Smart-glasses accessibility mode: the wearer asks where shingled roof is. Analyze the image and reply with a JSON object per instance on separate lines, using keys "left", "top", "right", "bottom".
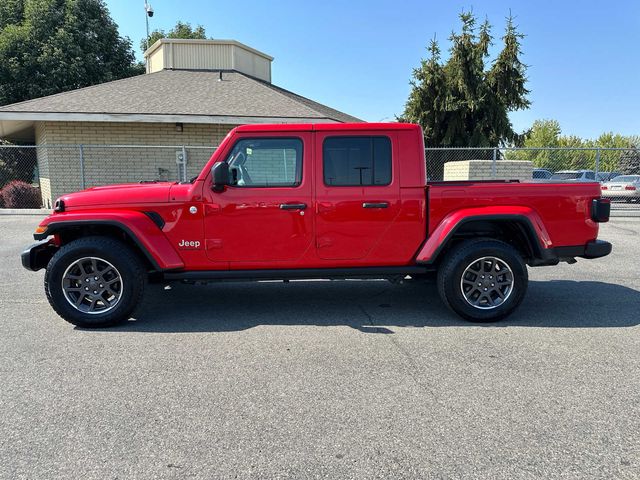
{"left": 0, "top": 69, "right": 361, "bottom": 138}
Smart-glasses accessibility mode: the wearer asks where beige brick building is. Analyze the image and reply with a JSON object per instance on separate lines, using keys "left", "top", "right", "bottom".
{"left": 0, "top": 39, "right": 360, "bottom": 207}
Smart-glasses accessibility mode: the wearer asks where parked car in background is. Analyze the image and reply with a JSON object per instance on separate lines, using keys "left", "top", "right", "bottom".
{"left": 601, "top": 175, "right": 640, "bottom": 202}
{"left": 550, "top": 170, "right": 597, "bottom": 182}
{"left": 597, "top": 172, "right": 621, "bottom": 183}
{"left": 532, "top": 168, "right": 553, "bottom": 179}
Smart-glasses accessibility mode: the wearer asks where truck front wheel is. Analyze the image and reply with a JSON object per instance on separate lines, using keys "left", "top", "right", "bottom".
{"left": 437, "top": 239, "right": 528, "bottom": 322}
{"left": 44, "top": 236, "right": 145, "bottom": 328}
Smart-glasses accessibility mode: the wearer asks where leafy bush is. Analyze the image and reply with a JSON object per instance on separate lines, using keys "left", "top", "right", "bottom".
{"left": 0, "top": 140, "right": 38, "bottom": 190}
{"left": 0, "top": 180, "right": 41, "bottom": 208}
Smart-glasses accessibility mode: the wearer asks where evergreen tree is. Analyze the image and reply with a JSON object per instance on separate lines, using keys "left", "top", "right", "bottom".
{"left": 401, "top": 11, "right": 530, "bottom": 149}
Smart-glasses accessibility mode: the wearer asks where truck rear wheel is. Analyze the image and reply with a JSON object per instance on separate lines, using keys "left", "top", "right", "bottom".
{"left": 44, "top": 236, "right": 145, "bottom": 328}
{"left": 437, "top": 239, "right": 528, "bottom": 322}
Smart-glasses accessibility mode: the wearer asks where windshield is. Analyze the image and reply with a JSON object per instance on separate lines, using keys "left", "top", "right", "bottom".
{"left": 551, "top": 172, "right": 581, "bottom": 180}
{"left": 611, "top": 175, "right": 639, "bottom": 183}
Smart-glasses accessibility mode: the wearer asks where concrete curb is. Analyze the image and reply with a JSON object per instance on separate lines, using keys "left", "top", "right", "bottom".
{"left": 0, "top": 209, "right": 51, "bottom": 215}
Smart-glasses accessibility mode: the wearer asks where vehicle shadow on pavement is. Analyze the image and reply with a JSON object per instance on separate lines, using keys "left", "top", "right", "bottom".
{"left": 93, "top": 278, "right": 640, "bottom": 333}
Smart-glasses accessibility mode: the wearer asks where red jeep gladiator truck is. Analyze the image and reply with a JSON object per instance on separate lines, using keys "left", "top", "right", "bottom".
{"left": 22, "top": 123, "right": 612, "bottom": 328}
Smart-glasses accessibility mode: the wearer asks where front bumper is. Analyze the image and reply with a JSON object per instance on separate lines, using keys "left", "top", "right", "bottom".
{"left": 21, "top": 239, "right": 58, "bottom": 271}
{"left": 602, "top": 191, "right": 639, "bottom": 199}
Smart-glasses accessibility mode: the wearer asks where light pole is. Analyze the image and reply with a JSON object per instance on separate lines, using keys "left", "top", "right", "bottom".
{"left": 144, "top": 0, "right": 154, "bottom": 51}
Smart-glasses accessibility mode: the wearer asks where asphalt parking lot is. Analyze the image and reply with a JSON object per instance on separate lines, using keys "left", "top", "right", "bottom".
{"left": 1, "top": 216, "right": 639, "bottom": 479}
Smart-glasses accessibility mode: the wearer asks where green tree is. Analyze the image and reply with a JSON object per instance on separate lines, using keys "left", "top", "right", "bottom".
{"left": 0, "top": 0, "right": 25, "bottom": 27}
{"left": 522, "top": 119, "right": 561, "bottom": 147}
{"left": 0, "top": 0, "right": 143, "bottom": 107}
{"left": 401, "top": 12, "right": 530, "bottom": 149}
{"left": 507, "top": 119, "right": 561, "bottom": 169}
{"left": 590, "top": 133, "right": 640, "bottom": 174}
{"left": 141, "top": 21, "right": 208, "bottom": 52}
{"left": 509, "top": 119, "right": 640, "bottom": 173}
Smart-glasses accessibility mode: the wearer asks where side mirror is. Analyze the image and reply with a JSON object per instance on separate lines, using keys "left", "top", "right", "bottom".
{"left": 211, "top": 162, "right": 229, "bottom": 192}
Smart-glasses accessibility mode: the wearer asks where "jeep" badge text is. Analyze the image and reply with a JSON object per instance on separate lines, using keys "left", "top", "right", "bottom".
{"left": 178, "top": 239, "right": 201, "bottom": 249}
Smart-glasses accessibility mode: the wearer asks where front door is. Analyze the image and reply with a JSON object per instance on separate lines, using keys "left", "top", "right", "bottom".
{"left": 203, "top": 134, "right": 313, "bottom": 265}
{"left": 314, "top": 133, "right": 400, "bottom": 261}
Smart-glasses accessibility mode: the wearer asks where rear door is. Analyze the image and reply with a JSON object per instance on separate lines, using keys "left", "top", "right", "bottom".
{"left": 314, "top": 132, "right": 400, "bottom": 261}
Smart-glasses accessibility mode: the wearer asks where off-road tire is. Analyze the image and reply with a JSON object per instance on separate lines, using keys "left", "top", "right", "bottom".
{"left": 437, "top": 238, "right": 528, "bottom": 322}
{"left": 45, "top": 236, "right": 145, "bottom": 328}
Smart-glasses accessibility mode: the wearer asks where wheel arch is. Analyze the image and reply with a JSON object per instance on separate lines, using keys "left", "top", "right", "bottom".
{"left": 35, "top": 215, "right": 184, "bottom": 271}
{"left": 417, "top": 211, "right": 552, "bottom": 266}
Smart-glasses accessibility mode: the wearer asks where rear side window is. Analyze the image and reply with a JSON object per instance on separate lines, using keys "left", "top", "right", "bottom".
{"left": 323, "top": 136, "right": 392, "bottom": 186}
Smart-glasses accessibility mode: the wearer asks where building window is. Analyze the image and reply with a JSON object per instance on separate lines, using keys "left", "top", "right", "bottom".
{"left": 226, "top": 138, "right": 303, "bottom": 187}
{"left": 323, "top": 136, "right": 392, "bottom": 186}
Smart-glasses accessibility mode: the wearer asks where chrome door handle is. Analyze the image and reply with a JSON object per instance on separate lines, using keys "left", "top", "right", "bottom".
{"left": 362, "top": 202, "right": 389, "bottom": 209}
{"left": 280, "top": 203, "right": 307, "bottom": 210}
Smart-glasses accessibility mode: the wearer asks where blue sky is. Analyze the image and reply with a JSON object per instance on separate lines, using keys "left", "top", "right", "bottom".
{"left": 105, "top": 0, "right": 640, "bottom": 139}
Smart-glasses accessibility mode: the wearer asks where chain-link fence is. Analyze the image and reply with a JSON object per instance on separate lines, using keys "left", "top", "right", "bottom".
{"left": 0, "top": 145, "right": 40, "bottom": 208}
{"left": 426, "top": 147, "right": 640, "bottom": 210}
{"left": 425, "top": 147, "right": 640, "bottom": 181}
{"left": 0, "top": 144, "right": 217, "bottom": 209}
{"left": 1, "top": 144, "right": 638, "bottom": 210}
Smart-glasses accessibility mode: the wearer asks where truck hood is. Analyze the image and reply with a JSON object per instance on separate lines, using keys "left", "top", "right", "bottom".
{"left": 59, "top": 182, "right": 175, "bottom": 208}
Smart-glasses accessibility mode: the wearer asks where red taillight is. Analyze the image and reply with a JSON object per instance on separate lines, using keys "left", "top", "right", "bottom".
{"left": 625, "top": 185, "right": 637, "bottom": 191}
{"left": 601, "top": 185, "right": 608, "bottom": 190}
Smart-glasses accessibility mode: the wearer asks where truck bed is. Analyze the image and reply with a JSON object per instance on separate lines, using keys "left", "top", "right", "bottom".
{"left": 427, "top": 181, "right": 602, "bottom": 248}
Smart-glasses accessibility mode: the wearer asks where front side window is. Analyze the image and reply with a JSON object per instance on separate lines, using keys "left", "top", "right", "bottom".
{"left": 323, "top": 136, "right": 392, "bottom": 186}
{"left": 226, "top": 138, "right": 303, "bottom": 187}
